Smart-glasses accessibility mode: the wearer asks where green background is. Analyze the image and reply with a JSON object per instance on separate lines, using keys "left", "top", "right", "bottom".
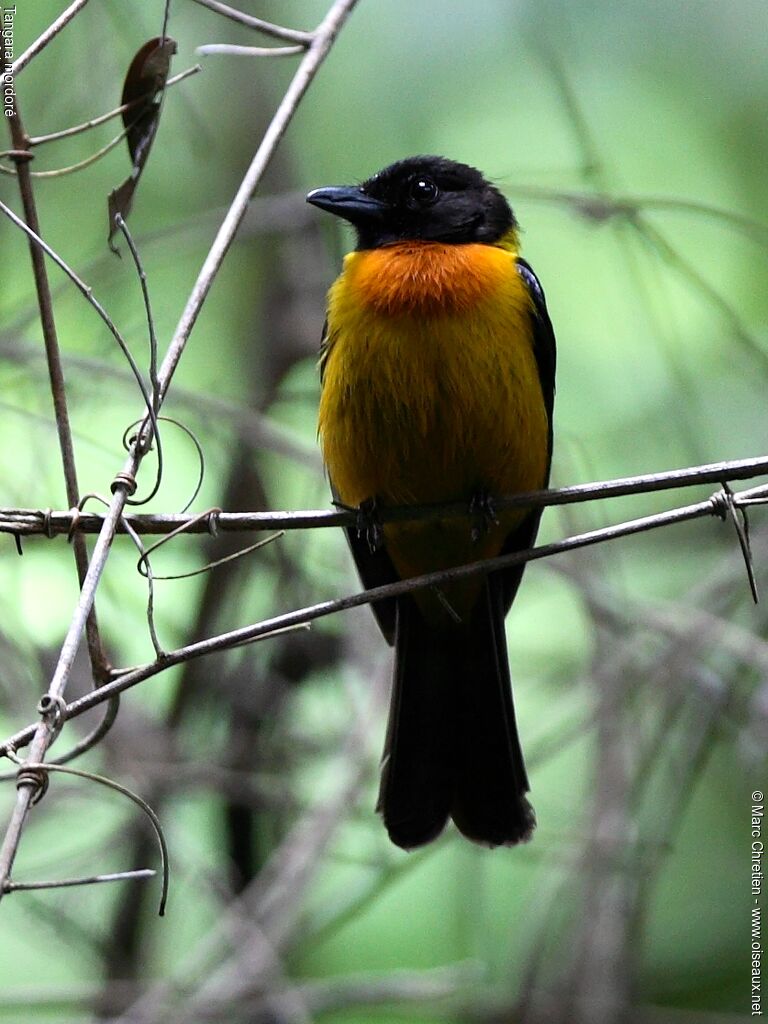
{"left": 0, "top": 0, "right": 766, "bottom": 1020}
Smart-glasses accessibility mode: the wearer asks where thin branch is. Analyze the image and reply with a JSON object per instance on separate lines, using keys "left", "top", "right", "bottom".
{"left": 0, "top": 0, "right": 361, "bottom": 909}
{"left": 2, "top": 453, "right": 767, "bottom": 538}
{"left": 25, "top": 66, "right": 201, "bottom": 147}
{"left": 189, "top": 0, "right": 314, "bottom": 45}
{"left": 113, "top": 216, "right": 160, "bottom": 412}
{"left": 295, "top": 964, "right": 478, "bottom": 1014}
{"left": 636, "top": 214, "right": 767, "bottom": 368}
{"left": 4, "top": 869, "right": 155, "bottom": 893}
{"left": 155, "top": 0, "right": 360, "bottom": 410}
{"left": 0, "top": 199, "right": 159, "bottom": 430}
{"left": 106, "top": 667, "right": 384, "bottom": 1024}
{"left": 11, "top": 0, "right": 91, "bottom": 77}
{"left": 197, "top": 44, "right": 305, "bottom": 57}
{"left": 1, "top": 478, "right": 759, "bottom": 758}
{"left": 511, "top": 184, "right": 768, "bottom": 247}
{"left": 0, "top": 124, "right": 130, "bottom": 178}
{"left": 1, "top": 757, "right": 169, "bottom": 914}
{"left": 5, "top": 102, "right": 109, "bottom": 681}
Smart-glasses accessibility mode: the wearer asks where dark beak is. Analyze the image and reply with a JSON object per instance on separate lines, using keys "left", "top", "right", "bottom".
{"left": 306, "top": 185, "right": 388, "bottom": 225}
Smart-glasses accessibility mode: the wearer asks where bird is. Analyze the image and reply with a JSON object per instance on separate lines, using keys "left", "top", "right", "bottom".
{"left": 306, "top": 156, "right": 556, "bottom": 850}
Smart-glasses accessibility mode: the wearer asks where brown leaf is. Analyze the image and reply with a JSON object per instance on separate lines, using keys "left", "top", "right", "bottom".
{"left": 108, "top": 36, "right": 177, "bottom": 251}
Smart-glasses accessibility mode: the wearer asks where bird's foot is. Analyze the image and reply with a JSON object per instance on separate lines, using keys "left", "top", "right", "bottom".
{"left": 332, "top": 496, "right": 384, "bottom": 552}
{"left": 334, "top": 496, "right": 385, "bottom": 553}
{"left": 469, "top": 489, "right": 499, "bottom": 543}
{"left": 356, "top": 497, "right": 385, "bottom": 552}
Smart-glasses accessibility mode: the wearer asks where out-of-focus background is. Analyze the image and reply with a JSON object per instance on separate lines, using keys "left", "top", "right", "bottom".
{"left": 0, "top": 1, "right": 766, "bottom": 1021}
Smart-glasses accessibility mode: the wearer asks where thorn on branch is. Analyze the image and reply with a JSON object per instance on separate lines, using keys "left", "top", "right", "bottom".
{"left": 711, "top": 483, "right": 760, "bottom": 604}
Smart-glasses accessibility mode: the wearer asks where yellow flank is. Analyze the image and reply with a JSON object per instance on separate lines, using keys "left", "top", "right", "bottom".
{"left": 318, "top": 237, "right": 549, "bottom": 624}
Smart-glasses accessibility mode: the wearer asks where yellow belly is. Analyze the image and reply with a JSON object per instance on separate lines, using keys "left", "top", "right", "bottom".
{"left": 318, "top": 242, "right": 549, "bottom": 622}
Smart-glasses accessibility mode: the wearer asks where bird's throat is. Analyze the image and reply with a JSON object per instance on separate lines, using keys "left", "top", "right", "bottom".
{"left": 343, "top": 237, "right": 520, "bottom": 316}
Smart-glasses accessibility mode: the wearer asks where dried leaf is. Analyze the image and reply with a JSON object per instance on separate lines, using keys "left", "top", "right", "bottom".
{"left": 108, "top": 36, "right": 177, "bottom": 251}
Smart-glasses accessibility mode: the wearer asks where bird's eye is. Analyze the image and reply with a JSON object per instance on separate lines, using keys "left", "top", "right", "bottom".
{"left": 409, "top": 176, "right": 439, "bottom": 205}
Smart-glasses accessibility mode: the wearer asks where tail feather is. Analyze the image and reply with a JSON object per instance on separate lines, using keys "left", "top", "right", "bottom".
{"left": 377, "top": 597, "right": 456, "bottom": 848}
{"left": 377, "top": 583, "right": 534, "bottom": 850}
{"left": 450, "top": 583, "right": 535, "bottom": 845}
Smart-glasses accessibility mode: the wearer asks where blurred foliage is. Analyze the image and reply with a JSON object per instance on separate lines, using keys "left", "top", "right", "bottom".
{"left": 0, "top": 0, "right": 766, "bottom": 1022}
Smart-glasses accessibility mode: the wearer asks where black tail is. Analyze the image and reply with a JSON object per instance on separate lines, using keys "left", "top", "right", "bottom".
{"left": 377, "top": 582, "right": 535, "bottom": 850}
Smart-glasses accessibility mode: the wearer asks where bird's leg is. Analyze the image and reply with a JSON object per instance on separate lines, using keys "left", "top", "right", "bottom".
{"left": 356, "top": 497, "right": 384, "bottom": 552}
{"left": 333, "top": 496, "right": 384, "bottom": 553}
{"left": 469, "top": 488, "right": 499, "bottom": 543}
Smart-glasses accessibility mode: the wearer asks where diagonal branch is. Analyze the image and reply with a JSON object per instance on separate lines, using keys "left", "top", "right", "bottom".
{"left": 0, "top": 0, "right": 361, "bottom": 909}
{"left": 11, "top": 0, "right": 91, "bottom": 77}
{"left": 1, "top": 477, "right": 761, "bottom": 759}
{"left": 21, "top": 66, "right": 201, "bottom": 148}
{"left": 189, "top": 0, "right": 314, "bottom": 45}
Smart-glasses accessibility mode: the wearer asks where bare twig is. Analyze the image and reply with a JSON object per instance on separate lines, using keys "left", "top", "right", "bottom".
{"left": 1, "top": 478, "right": 762, "bottom": 761}
{"left": 1, "top": 756, "right": 169, "bottom": 914}
{"left": 4, "top": 869, "right": 155, "bottom": 893}
{"left": 0, "top": 199, "right": 160, "bottom": 430}
{"left": 24, "top": 66, "right": 201, "bottom": 147}
{"left": 196, "top": 44, "right": 306, "bottom": 57}
{"left": 105, "top": 663, "right": 384, "bottom": 1024}
{"left": 113, "top": 216, "right": 159, "bottom": 412}
{"left": 511, "top": 184, "right": 768, "bottom": 246}
{"left": 5, "top": 102, "right": 109, "bottom": 680}
{"left": 11, "top": 0, "right": 91, "bottom": 77}
{"left": 2, "top": 453, "right": 766, "bottom": 539}
{"left": 189, "top": 0, "right": 314, "bottom": 45}
{"left": 0, "top": 124, "right": 130, "bottom": 178}
{"left": 0, "top": 0, "right": 361, "bottom": 910}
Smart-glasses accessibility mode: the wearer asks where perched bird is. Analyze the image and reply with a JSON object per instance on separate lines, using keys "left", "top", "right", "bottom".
{"left": 307, "top": 156, "right": 556, "bottom": 850}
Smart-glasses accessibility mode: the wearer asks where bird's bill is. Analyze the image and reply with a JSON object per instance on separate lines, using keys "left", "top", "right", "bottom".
{"left": 306, "top": 185, "right": 388, "bottom": 225}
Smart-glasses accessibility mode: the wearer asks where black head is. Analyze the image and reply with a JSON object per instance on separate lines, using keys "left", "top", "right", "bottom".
{"left": 306, "top": 156, "right": 516, "bottom": 250}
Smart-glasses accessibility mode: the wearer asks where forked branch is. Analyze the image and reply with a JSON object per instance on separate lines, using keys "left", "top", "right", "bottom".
{"left": 0, "top": 0, "right": 361, "bottom": 908}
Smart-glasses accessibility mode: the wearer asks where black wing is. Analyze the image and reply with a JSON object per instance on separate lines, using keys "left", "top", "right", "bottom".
{"left": 496, "top": 259, "right": 557, "bottom": 612}
{"left": 516, "top": 258, "right": 556, "bottom": 434}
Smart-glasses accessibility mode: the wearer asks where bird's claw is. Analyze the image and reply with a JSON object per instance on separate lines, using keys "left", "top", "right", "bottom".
{"left": 470, "top": 490, "right": 498, "bottom": 543}
{"left": 356, "top": 497, "right": 384, "bottom": 553}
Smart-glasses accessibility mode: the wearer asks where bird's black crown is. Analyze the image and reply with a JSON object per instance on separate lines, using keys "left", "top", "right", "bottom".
{"left": 307, "top": 156, "right": 516, "bottom": 250}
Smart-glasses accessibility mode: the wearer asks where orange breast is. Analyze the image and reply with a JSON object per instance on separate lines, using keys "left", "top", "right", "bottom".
{"left": 346, "top": 241, "right": 517, "bottom": 316}
{"left": 318, "top": 240, "right": 549, "bottom": 624}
